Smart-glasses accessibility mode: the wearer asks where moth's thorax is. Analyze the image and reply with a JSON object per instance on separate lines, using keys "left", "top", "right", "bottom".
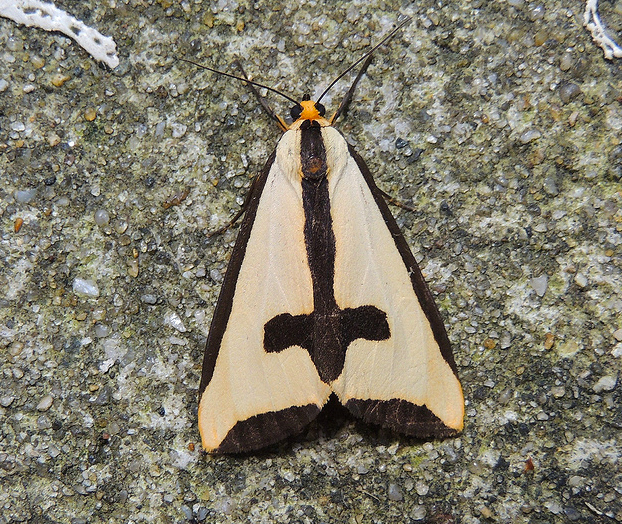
{"left": 276, "top": 123, "right": 349, "bottom": 187}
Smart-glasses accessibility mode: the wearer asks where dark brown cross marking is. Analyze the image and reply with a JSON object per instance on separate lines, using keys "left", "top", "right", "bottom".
{"left": 264, "top": 121, "right": 390, "bottom": 383}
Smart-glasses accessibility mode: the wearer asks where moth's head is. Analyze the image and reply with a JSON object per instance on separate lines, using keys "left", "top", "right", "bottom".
{"left": 290, "top": 94, "right": 326, "bottom": 123}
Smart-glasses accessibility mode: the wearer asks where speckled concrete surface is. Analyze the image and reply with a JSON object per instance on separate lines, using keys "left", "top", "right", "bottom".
{"left": 1, "top": 1, "right": 621, "bottom": 523}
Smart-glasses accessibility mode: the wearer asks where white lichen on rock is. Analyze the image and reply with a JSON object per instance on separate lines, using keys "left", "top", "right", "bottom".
{"left": 584, "top": 0, "right": 622, "bottom": 60}
{"left": 0, "top": 0, "right": 119, "bottom": 68}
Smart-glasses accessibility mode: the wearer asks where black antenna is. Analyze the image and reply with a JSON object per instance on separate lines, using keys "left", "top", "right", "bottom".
{"left": 316, "top": 16, "right": 412, "bottom": 104}
{"left": 180, "top": 58, "right": 299, "bottom": 106}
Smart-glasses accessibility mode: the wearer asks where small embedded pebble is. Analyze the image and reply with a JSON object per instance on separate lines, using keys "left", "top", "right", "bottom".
{"left": 141, "top": 294, "right": 157, "bottom": 304}
{"left": 37, "top": 415, "right": 52, "bottom": 429}
{"left": 551, "top": 386, "right": 565, "bottom": 398}
{"left": 483, "top": 338, "right": 496, "bottom": 350}
{"left": 94, "top": 209, "right": 110, "bottom": 226}
{"left": 0, "top": 79, "right": 8, "bottom": 92}
{"left": 426, "top": 447, "right": 439, "bottom": 460}
{"left": 73, "top": 278, "right": 100, "bottom": 298}
{"left": 543, "top": 176, "right": 559, "bottom": 196}
{"left": 500, "top": 333, "right": 512, "bottom": 349}
{"left": 171, "top": 122, "right": 187, "bottom": 138}
{"left": 10, "top": 121, "right": 26, "bottom": 132}
{"left": 544, "top": 332, "right": 555, "bottom": 350}
{"left": 559, "top": 53, "right": 573, "bottom": 71}
{"left": 94, "top": 323, "right": 111, "bottom": 338}
{"left": 532, "top": 3, "right": 546, "bottom": 18}
{"left": 559, "top": 83, "right": 581, "bottom": 104}
{"left": 164, "top": 311, "right": 187, "bottom": 332}
{"left": 564, "top": 506, "right": 581, "bottom": 521}
{"left": 521, "top": 505, "right": 534, "bottom": 514}
{"left": 180, "top": 505, "right": 193, "bottom": 520}
{"left": 574, "top": 273, "right": 588, "bottom": 288}
{"left": 37, "top": 394, "right": 54, "bottom": 411}
{"left": 499, "top": 388, "right": 513, "bottom": 403}
{"left": 85, "top": 107, "right": 97, "bottom": 121}
{"left": 127, "top": 259, "right": 139, "bottom": 278}
{"left": 415, "top": 480, "right": 429, "bottom": 496}
{"left": 114, "top": 219, "right": 128, "bottom": 234}
{"left": 1, "top": 396, "right": 15, "bottom": 407}
{"left": 593, "top": 374, "right": 617, "bottom": 393}
{"left": 533, "top": 222, "right": 548, "bottom": 233}
{"left": 568, "top": 476, "right": 584, "bottom": 487}
{"left": 558, "top": 340, "right": 580, "bottom": 357}
{"left": 387, "top": 483, "right": 403, "bottom": 501}
{"left": 519, "top": 128, "right": 541, "bottom": 144}
{"left": 468, "top": 460, "right": 486, "bottom": 475}
{"left": 411, "top": 505, "right": 426, "bottom": 520}
{"left": 31, "top": 55, "right": 45, "bottom": 68}
{"left": 213, "top": 497, "right": 236, "bottom": 514}
{"left": 14, "top": 189, "right": 37, "bottom": 203}
{"left": 530, "top": 275, "right": 548, "bottom": 297}
{"left": 47, "top": 133, "right": 61, "bottom": 147}
{"left": 51, "top": 73, "right": 71, "bottom": 87}
{"left": 534, "top": 29, "right": 547, "bottom": 46}
{"left": 281, "top": 470, "right": 296, "bottom": 482}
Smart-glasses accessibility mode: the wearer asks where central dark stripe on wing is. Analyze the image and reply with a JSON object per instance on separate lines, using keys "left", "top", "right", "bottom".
{"left": 264, "top": 120, "right": 390, "bottom": 383}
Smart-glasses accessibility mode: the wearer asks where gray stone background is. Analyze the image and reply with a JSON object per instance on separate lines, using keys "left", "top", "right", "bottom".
{"left": 1, "top": 0, "right": 621, "bottom": 523}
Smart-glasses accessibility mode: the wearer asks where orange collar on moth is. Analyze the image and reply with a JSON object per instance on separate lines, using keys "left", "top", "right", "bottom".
{"left": 289, "top": 99, "right": 331, "bottom": 129}
{"left": 300, "top": 100, "right": 322, "bottom": 120}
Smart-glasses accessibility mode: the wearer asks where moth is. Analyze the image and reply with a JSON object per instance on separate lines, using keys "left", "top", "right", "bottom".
{"left": 189, "top": 18, "right": 464, "bottom": 453}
